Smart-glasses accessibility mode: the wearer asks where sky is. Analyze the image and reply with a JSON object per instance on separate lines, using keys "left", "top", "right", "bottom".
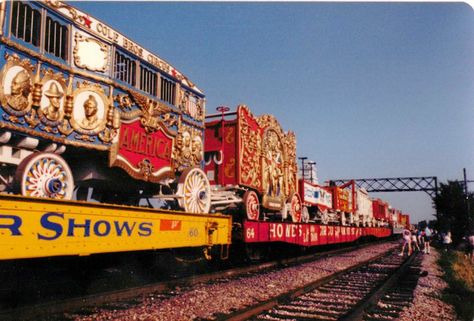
{"left": 72, "top": 1, "right": 474, "bottom": 224}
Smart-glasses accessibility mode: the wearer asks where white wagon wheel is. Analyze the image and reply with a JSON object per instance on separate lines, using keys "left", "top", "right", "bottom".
{"left": 177, "top": 167, "right": 211, "bottom": 213}
{"left": 243, "top": 190, "right": 260, "bottom": 221}
{"left": 288, "top": 193, "right": 302, "bottom": 223}
{"left": 320, "top": 209, "right": 329, "bottom": 225}
{"left": 301, "top": 206, "right": 310, "bottom": 223}
{"left": 15, "top": 152, "right": 74, "bottom": 200}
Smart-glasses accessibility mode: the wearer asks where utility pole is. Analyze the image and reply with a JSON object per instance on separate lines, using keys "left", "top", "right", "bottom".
{"left": 464, "top": 168, "right": 472, "bottom": 233}
{"left": 308, "top": 161, "right": 316, "bottom": 184}
{"left": 299, "top": 157, "right": 307, "bottom": 181}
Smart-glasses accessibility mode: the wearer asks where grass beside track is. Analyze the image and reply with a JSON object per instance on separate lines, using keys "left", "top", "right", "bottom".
{"left": 438, "top": 250, "right": 474, "bottom": 321}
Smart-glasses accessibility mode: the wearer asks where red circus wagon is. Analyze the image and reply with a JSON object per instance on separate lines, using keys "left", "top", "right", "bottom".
{"left": 389, "top": 207, "right": 402, "bottom": 228}
{"left": 355, "top": 188, "right": 373, "bottom": 227}
{"left": 399, "top": 213, "right": 410, "bottom": 229}
{"left": 299, "top": 179, "right": 333, "bottom": 224}
{"left": 204, "top": 105, "right": 302, "bottom": 222}
{"left": 326, "top": 181, "right": 356, "bottom": 226}
{"left": 372, "top": 198, "right": 390, "bottom": 226}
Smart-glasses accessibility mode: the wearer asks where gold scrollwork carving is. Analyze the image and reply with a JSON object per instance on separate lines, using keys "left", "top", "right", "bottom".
{"left": 45, "top": 0, "right": 91, "bottom": 27}
{"left": 237, "top": 104, "right": 298, "bottom": 200}
{"left": 25, "top": 109, "right": 40, "bottom": 128}
{"left": 225, "top": 126, "right": 235, "bottom": 144}
{"left": 224, "top": 158, "right": 236, "bottom": 178}
{"left": 129, "top": 91, "right": 177, "bottom": 134}
{"left": 114, "top": 94, "right": 133, "bottom": 112}
{"left": 75, "top": 134, "right": 95, "bottom": 142}
{"left": 177, "top": 87, "right": 204, "bottom": 122}
{"left": 172, "top": 121, "right": 203, "bottom": 171}
{"left": 138, "top": 159, "right": 154, "bottom": 180}
{"left": 98, "top": 128, "right": 114, "bottom": 144}
{"left": 262, "top": 129, "right": 285, "bottom": 198}
{"left": 238, "top": 107, "right": 262, "bottom": 189}
{"left": 284, "top": 131, "right": 297, "bottom": 195}
{"left": 116, "top": 91, "right": 178, "bottom": 136}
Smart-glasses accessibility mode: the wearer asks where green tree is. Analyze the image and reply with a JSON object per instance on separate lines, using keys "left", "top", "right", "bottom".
{"left": 433, "top": 180, "right": 474, "bottom": 244}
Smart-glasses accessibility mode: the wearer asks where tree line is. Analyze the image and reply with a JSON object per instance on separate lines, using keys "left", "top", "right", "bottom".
{"left": 431, "top": 180, "right": 474, "bottom": 244}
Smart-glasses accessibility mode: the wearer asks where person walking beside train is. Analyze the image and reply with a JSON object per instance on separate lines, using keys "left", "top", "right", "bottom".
{"left": 417, "top": 229, "right": 424, "bottom": 250}
{"left": 443, "top": 231, "right": 452, "bottom": 252}
{"left": 423, "top": 226, "right": 432, "bottom": 254}
{"left": 400, "top": 228, "right": 412, "bottom": 256}
{"left": 411, "top": 229, "right": 420, "bottom": 252}
{"left": 468, "top": 233, "right": 474, "bottom": 263}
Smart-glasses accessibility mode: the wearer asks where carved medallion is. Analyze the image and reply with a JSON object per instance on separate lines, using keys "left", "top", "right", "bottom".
{"left": 0, "top": 53, "right": 34, "bottom": 118}
{"left": 172, "top": 123, "right": 203, "bottom": 172}
{"left": 70, "top": 81, "right": 109, "bottom": 135}
{"left": 38, "top": 70, "right": 67, "bottom": 127}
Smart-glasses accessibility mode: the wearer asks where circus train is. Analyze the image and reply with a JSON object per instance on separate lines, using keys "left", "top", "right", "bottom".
{"left": 0, "top": 1, "right": 407, "bottom": 261}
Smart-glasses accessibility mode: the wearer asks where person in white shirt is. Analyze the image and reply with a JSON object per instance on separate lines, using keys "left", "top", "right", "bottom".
{"left": 400, "top": 229, "right": 412, "bottom": 256}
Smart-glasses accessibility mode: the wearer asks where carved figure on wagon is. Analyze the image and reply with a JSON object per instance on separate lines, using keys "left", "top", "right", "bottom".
{"left": 42, "top": 82, "right": 64, "bottom": 121}
{"left": 6, "top": 69, "right": 30, "bottom": 111}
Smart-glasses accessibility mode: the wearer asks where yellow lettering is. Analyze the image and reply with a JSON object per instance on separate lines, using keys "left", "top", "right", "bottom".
{"left": 146, "top": 135, "right": 154, "bottom": 156}
{"left": 122, "top": 38, "right": 143, "bottom": 58}
{"left": 138, "top": 133, "right": 147, "bottom": 154}
{"left": 119, "top": 127, "right": 129, "bottom": 149}
{"left": 130, "top": 131, "right": 140, "bottom": 151}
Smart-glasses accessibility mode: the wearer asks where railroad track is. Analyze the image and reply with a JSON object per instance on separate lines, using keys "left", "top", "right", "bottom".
{"left": 217, "top": 250, "right": 421, "bottom": 321}
{"left": 0, "top": 241, "right": 391, "bottom": 321}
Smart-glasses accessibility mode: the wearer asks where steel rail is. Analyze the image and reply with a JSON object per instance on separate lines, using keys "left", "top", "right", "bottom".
{"left": 339, "top": 252, "right": 417, "bottom": 321}
{"left": 0, "top": 240, "right": 392, "bottom": 321}
{"left": 216, "top": 248, "right": 413, "bottom": 321}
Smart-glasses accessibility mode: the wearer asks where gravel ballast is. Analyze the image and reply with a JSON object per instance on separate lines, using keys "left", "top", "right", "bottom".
{"left": 72, "top": 242, "right": 398, "bottom": 321}
{"left": 396, "top": 249, "right": 459, "bottom": 321}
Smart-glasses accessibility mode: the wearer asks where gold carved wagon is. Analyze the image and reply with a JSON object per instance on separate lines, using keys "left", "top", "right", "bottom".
{"left": 205, "top": 105, "right": 302, "bottom": 222}
{"left": 0, "top": 1, "right": 211, "bottom": 213}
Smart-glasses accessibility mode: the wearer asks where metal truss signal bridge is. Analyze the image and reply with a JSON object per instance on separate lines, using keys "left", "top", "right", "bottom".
{"left": 330, "top": 177, "right": 438, "bottom": 198}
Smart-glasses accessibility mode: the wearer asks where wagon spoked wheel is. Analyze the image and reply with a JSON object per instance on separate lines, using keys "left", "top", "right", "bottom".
{"left": 177, "top": 167, "right": 211, "bottom": 213}
{"left": 320, "top": 209, "right": 329, "bottom": 225}
{"left": 243, "top": 190, "right": 260, "bottom": 221}
{"left": 301, "top": 206, "right": 310, "bottom": 223}
{"left": 288, "top": 193, "right": 302, "bottom": 223}
{"left": 15, "top": 152, "right": 74, "bottom": 200}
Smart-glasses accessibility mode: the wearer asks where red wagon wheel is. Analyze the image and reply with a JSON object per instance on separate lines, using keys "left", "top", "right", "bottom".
{"left": 243, "top": 190, "right": 260, "bottom": 221}
{"left": 288, "top": 193, "right": 302, "bottom": 223}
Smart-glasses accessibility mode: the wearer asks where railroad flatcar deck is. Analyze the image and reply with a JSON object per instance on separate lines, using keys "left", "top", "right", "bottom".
{"left": 243, "top": 220, "right": 391, "bottom": 246}
{"left": 0, "top": 194, "right": 231, "bottom": 260}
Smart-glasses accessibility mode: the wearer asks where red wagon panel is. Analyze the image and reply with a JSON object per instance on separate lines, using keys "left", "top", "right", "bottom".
{"left": 243, "top": 221, "right": 390, "bottom": 247}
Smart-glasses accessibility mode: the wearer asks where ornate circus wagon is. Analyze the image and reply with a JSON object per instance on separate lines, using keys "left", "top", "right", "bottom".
{"left": 0, "top": 1, "right": 211, "bottom": 213}
{"left": 205, "top": 105, "right": 302, "bottom": 222}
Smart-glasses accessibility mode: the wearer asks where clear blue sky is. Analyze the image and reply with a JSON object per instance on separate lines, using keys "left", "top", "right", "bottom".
{"left": 73, "top": 2, "right": 474, "bottom": 224}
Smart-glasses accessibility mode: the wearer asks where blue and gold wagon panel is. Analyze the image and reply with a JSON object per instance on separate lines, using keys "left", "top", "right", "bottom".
{"left": 0, "top": 194, "right": 231, "bottom": 260}
{"left": 0, "top": 0, "right": 206, "bottom": 181}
